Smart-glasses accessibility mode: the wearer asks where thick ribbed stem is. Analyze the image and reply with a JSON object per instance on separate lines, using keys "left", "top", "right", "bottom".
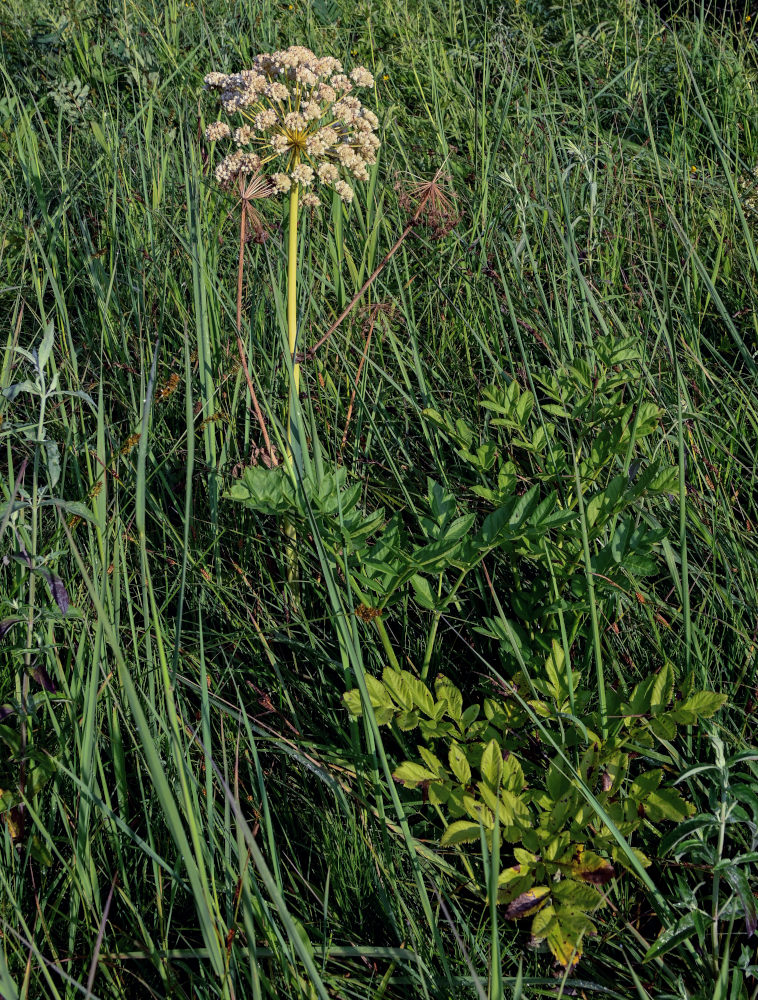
{"left": 284, "top": 184, "right": 300, "bottom": 596}
{"left": 286, "top": 183, "right": 300, "bottom": 448}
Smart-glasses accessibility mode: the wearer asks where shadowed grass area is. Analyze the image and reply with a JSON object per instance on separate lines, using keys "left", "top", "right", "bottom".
{"left": 0, "top": 0, "right": 757, "bottom": 996}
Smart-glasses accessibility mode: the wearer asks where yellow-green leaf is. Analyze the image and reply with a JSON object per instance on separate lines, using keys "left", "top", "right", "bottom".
{"left": 504, "top": 886, "right": 551, "bottom": 920}
{"left": 569, "top": 847, "right": 615, "bottom": 886}
{"left": 343, "top": 688, "right": 363, "bottom": 718}
{"left": 551, "top": 879, "right": 605, "bottom": 910}
{"left": 440, "top": 820, "right": 482, "bottom": 846}
{"left": 678, "top": 691, "right": 727, "bottom": 719}
{"left": 393, "top": 761, "right": 436, "bottom": 786}
{"left": 480, "top": 738, "right": 503, "bottom": 788}
{"left": 448, "top": 743, "right": 471, "bottom": 785}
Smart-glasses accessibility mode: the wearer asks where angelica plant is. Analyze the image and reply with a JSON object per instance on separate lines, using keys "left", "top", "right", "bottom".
{"left": 204, "top": 46, "right": 380, "bottom": 459}
{"left": 204, "top": 47, "right": 380, "bottom": 599}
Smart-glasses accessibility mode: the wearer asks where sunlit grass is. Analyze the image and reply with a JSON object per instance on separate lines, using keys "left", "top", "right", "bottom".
{"left": 0, "top": 0, "right": 757, "bottom": 996}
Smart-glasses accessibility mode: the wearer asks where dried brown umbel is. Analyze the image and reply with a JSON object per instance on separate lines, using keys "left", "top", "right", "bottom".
{"left": 301, "top": 168, "right": 457, "bottom": 364}
{"left": 395, "top": 170, "right": 460, "bottom": 239}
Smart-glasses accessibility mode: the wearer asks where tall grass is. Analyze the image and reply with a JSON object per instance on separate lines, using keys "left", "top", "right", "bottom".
{"left": 1, "top": 0, "right": 757, "bottom": 996}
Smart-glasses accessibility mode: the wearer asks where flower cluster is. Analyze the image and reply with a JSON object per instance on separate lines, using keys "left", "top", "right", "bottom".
{"left": 204, "top": 46, "right": 380, "bottom": 207}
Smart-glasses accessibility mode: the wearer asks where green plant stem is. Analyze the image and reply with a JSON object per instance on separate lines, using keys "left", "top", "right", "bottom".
{"left": 286, "top": 182, "right": 300, "bottom": 451}
{"left": 420, "top": 615, "right": 441, "bottom": 682}
{"left": 420, "top": 568, "right": 468, "bottom": 680}
{"left": 284, "top": 183, "right": 300, "bottom": 593}
{"left": 374, "top": 617, "right": 401, "bottom": 671}
{"left": 573, "top": 454, "right": 608, "bottom": 739}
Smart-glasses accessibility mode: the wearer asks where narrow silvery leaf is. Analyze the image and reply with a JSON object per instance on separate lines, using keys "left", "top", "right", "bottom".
{"left": 38, "top": 322, "right": 55, "bottom": 370}
{"left": 44, "top": 440, "right": 60, "bottom": 489}
{"left": 3, "top": 380, "right": 39, "bottom": 401}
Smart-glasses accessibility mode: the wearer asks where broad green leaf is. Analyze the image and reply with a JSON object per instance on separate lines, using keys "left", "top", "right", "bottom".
{"left": 649, "top": 465, "right": 679, "bottom": 494}
{"left": 499, "top": 787, "right": 532, "bottom": 827}
{"left": 435, "top": 676, "right": 463, "bottom": 722}
{"left": 502, "top": 754, "right": 526, "bottom": 794}
{"left": 342, "top": 690, "right": 365, "bottom": 722}
{"left": 442, "top": 513, "right": 476, "bottom": 542}
{"left": 366, "top": 673, "right": 394, "bottom": 710}
{"left": 418, "top": 746, "right": 447, "bottom": 779}
{"left": 630, "top": 770, "right": 663, "bottom": 799}
{"left": 644, "top": 911, "right": 700, "bottom": 962}
{"left": 396, "top": 710, "right": 420, "bottom": 731}
{"left": 544, "top": 640, "right": 567, "bottom": 704}
{"left": 448, "top": 743, "right": 471, "bottom": 785}
{"left": 677, "top": 691, "right": 727, "bottom": 719}
{"left": 650, "top": 662, "right": 674, "bottom": 712}
{"left": 461, "top": 704, "right": 481, "bottom": 731}
{"left": 643, "top": 787, "right": 695, "bottom": 823}
{"left": 531, "top": 904, "right": 591, "bottom": 968}
{"left": 382, "top": 668, "right": 412, "bottom": 710}
{"left": 552, "top": 879, "right": 604, "bottom": 910}
{"left": 440, "top": 820, "right": 483, "bottom": 846}
{"left": 480, "top": 498, "right": 517, "bottom": 545}
{"left": 410, "top": 574, "right": 438, "bottom": 610}
{"left": 393, "top": 761, "right": 437, "bottom": 786}
{"left": 648, "top": 713, "right": 678, "bottom": 740}
{"left": 515, "top": 390, "right": 534, "bottom": 427}
{"left": 480, "top": 739, "right": 503, "bottom": 789}
{"left": 405, "top": 676, "right": 435, "bottom": 717}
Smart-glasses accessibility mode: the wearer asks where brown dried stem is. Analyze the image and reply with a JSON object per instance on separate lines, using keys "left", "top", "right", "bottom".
{"left": 301, "top": 167, "right": 455, "bottom": 363}
{"left": 339, "top": 308, "right": 378, "bottom": 456}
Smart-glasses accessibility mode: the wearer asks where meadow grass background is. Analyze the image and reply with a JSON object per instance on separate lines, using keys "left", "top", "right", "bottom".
{"left": 1, "top": 0, "right": 758, "bottom": 996}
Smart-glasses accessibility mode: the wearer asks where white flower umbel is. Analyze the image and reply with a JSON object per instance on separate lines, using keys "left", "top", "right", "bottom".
{"left": 204, "top": 45, "right": 379, "bottom": 199}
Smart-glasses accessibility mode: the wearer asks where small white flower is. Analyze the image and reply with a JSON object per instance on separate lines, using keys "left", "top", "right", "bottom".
{"left": 333, "top": 100, "right": 358, "bottom": 124}
{"left": 330, "top": 74, "right": 353, "bottom": 93}
{"left": 302, "top": 101, "right": 322, "bottom": 121}
{"left": 316, "top": 83, "right": 336, "bottom": 104}
{"left": 234, "top": 125, "right": 254, "bottom": 146}
{"left": 272, "top": 172, "right": 292, "bottom": 193}
{"left": 306, "top": 135, "right": 327, "bottom": 157}
{"left": 317, "top": 163, "right": 339, "bottom": 185}
{"left": 350, "top": 67, "right": 374, "bottom": 87}
{"left": 334, "top": 180, "right": 354, "bottom": 202}
{"left": 301, "top": 192, "right": 321, "bottom": 208}
{"left": 291, "top": 163, "right": 314, "bottom": 187}
{"left": 204, "top": 72, "right": 227, "bottom": 89}
{"left": 284, "top": 111, "right": 306, "bottom": 131}
{"left": 318, "top": 126, "right": 339, "bottom": 147}
{"left": 266, "top": 82, "right": 289, "bottom": 101}
{"left": 238, "top": 152, "right": 261, "bottom": 172}
{"left": 206, "top": 121, "right": 231, "bottom": 141}
{"left": 255, "top": 109, "right": 278, "bottom": 130}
